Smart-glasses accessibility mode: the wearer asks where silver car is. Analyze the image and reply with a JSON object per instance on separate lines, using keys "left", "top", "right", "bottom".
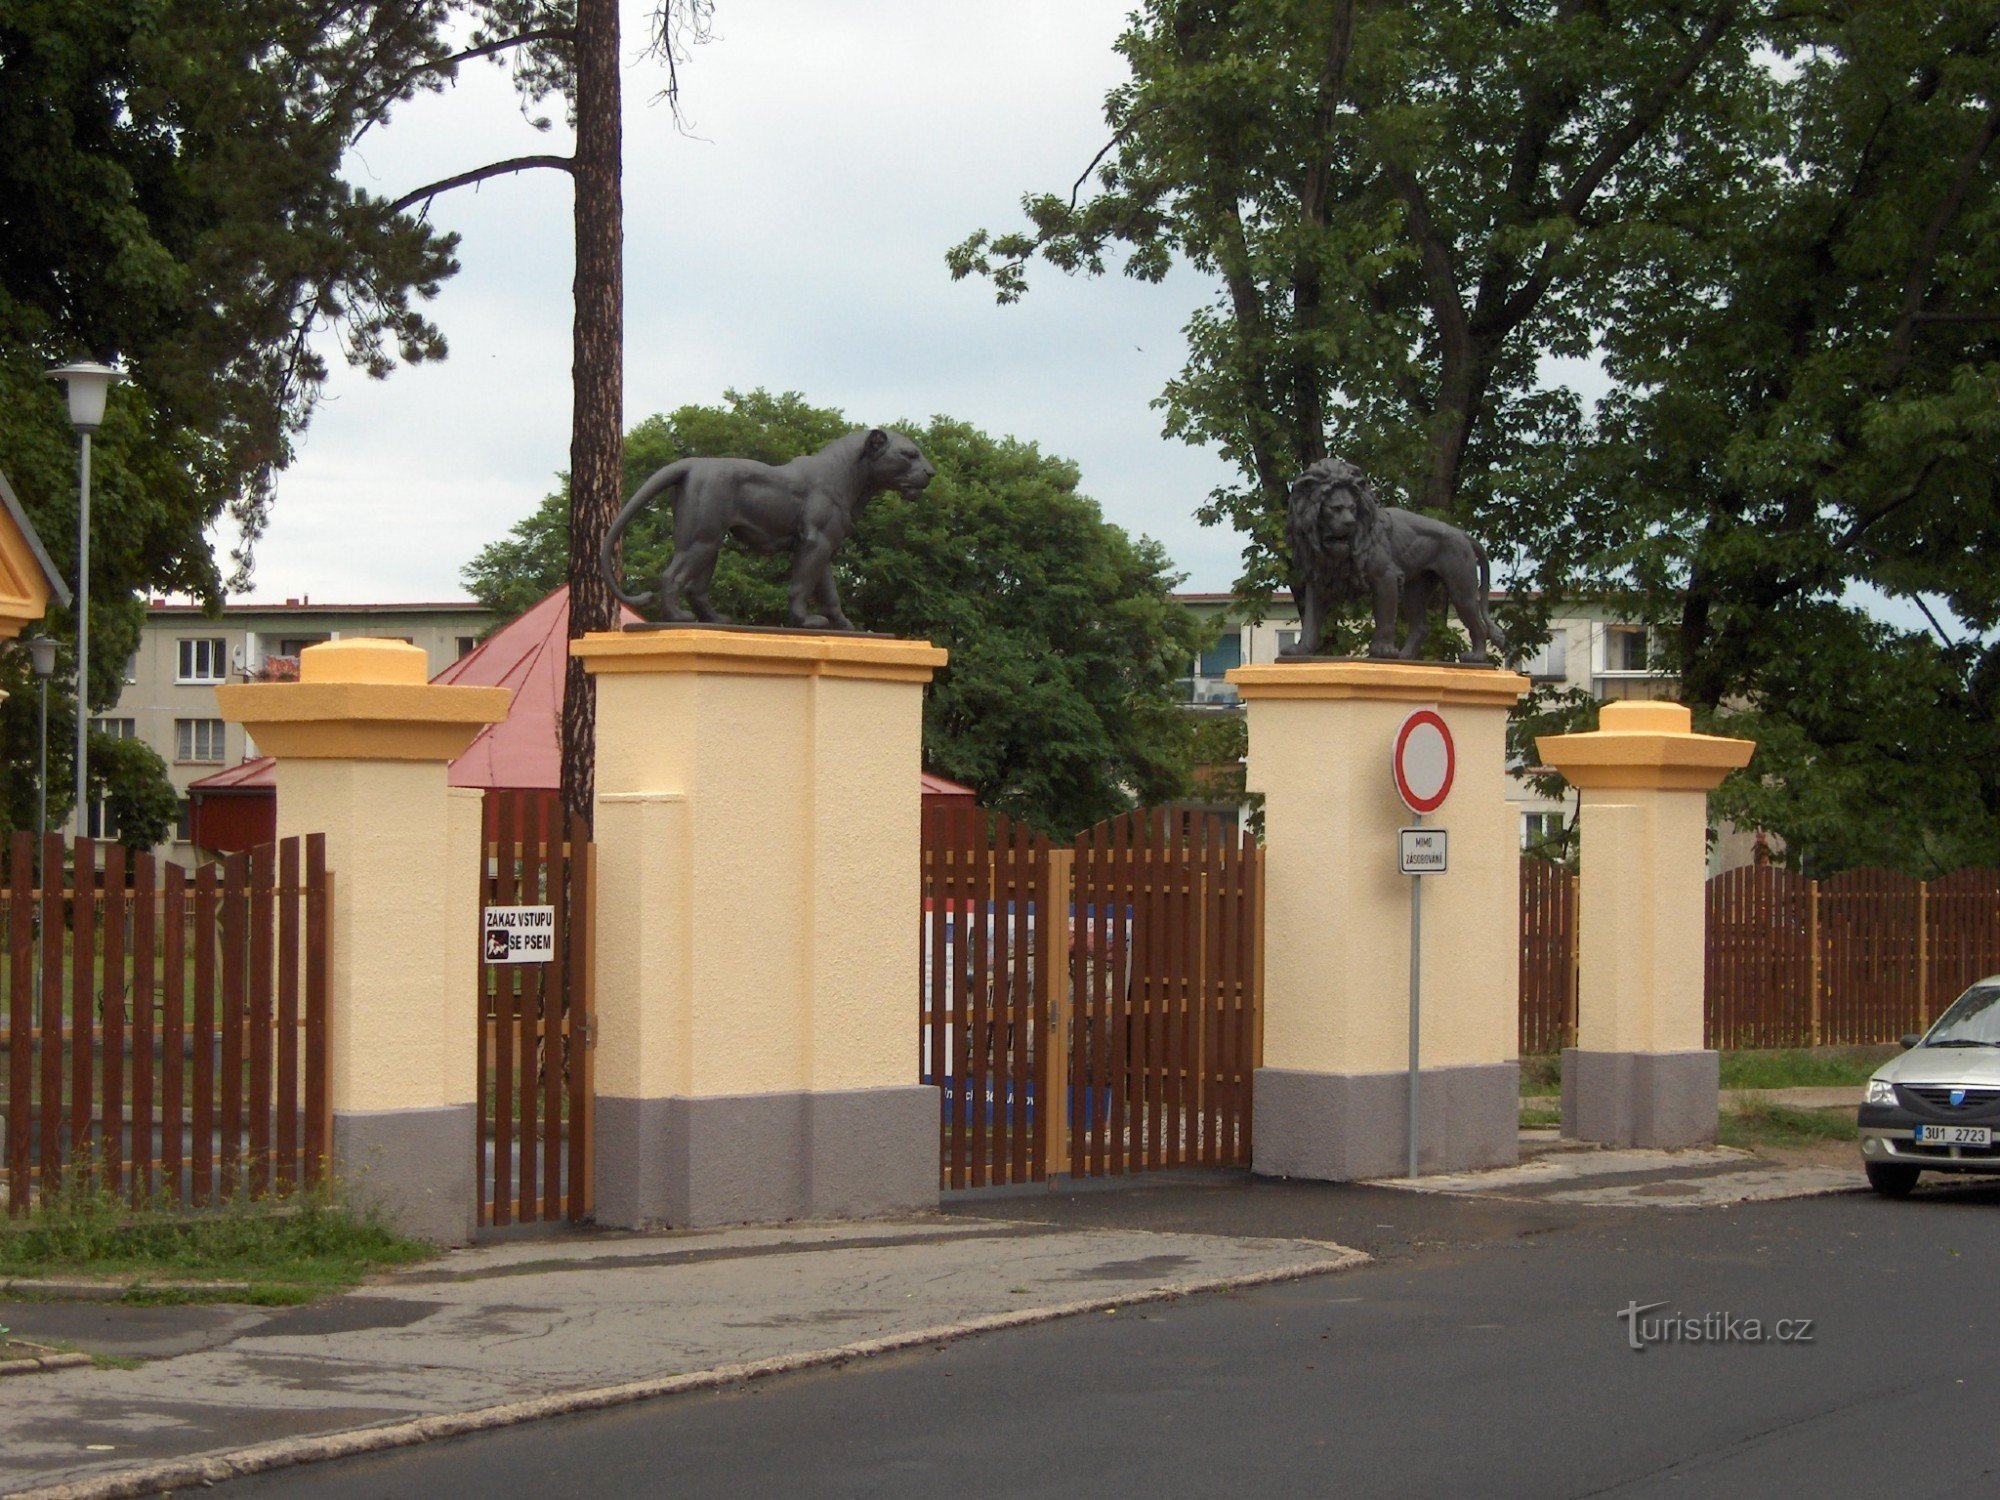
{"left": 1858, "top": 975, "right": 2000, "bottom": 1196}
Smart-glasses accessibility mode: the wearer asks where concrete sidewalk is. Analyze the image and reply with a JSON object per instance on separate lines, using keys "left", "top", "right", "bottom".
{"left": 0, "top": 1215, "right": 1363, "bottom": 1500}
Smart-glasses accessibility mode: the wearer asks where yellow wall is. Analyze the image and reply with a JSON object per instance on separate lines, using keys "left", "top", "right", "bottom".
{"left": 1234, "top": 663, "right": 1528, "bottom": 1075}
{"left": 580, "top": 631, "right": 943, "bottom": 1101}
{"left": 273, "top": 763, "right": 484, "bottom": 1113}
{"left": 1572, "top": 790, "right": 1710, "bottom": 1053}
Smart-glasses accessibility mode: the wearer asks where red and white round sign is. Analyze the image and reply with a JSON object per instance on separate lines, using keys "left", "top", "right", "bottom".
{"left": 1392, "top": 710, "right": 1455, "bottom": 815}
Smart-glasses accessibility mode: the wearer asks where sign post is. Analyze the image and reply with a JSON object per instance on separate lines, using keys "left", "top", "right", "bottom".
{"left": 1392, "top": 709, "right": 1455, "bottom": 1178}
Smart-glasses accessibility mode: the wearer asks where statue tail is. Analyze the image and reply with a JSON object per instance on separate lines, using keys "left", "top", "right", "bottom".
{"left": 1474, "top": 539, "right": 1509, "bottom": 654}
{"left": 599, "top": 461, "right": 689, "bottom": 611}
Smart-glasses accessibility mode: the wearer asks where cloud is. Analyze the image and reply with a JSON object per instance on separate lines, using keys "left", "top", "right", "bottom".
{"left": 252, "top": 0, "right": 1245, "bottom": 604}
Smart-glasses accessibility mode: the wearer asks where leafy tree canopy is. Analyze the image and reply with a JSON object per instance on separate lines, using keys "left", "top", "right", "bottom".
{"left": 952, "top": 0, "right": 2000, "bottom": 874}
{"left": 463, "top": 390, "right": 1210, "bottom": 835}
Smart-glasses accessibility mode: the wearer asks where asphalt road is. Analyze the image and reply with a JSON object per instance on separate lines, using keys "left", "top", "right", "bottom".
{"left": 218, "top": 1178, "right": 2000, "bottom": 1500}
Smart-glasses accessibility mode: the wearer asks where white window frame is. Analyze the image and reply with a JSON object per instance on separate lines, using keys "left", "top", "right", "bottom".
{"left": 175, "top": 718, "right": 227, "bottom": 764}
{"left": 177, "top": 637, "right": 229, "bottom": 684}
{"left": 88, "top": 717, "right": 137, "bottom": 740}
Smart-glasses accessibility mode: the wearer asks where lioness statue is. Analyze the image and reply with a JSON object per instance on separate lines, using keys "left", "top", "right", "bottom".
{"left": 1283, "top": 456, "right": 1507, "bottom": 663}
{"left": 600, "top": 427, "right": 936, "bottom": 629}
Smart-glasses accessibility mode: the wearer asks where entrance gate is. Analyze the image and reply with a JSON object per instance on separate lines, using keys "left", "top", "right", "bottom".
{"left": 920, "top": 805, "right": 1262, "bottom": 1189}
{"left": 478, "top": 792, "right": 594, "bottom": 1227}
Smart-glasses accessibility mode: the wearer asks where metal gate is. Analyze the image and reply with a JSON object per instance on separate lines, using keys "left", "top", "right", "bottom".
{"left": 921, "top": 804, "right": 1261, "bottom": 1189}
{"left": 478, "top": 792, "right": 594, "bottom": 1227}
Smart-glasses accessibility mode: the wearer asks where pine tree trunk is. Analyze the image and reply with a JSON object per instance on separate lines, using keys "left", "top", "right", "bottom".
{"left": 562, "top": 0, "right": 623, "bottom": 832}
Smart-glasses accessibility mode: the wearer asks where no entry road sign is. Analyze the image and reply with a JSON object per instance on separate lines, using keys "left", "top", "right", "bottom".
{"left": 1392, "top": 709, "right": 1455, "bottom": 815}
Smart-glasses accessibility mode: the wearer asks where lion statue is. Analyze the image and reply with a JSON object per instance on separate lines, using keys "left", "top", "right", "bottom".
{"left": 600, "top": 427, "right": 936, "bottom": 630}
{"left": 1282, "top": 457, "right": 1507, "bottom": 663}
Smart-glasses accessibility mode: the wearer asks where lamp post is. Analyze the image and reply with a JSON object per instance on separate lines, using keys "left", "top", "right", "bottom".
{"left": 47, "top": 362, "right": 125, "bottom": 839}
{"left": 24, "top": 635, "right": 55, "bottom": 836}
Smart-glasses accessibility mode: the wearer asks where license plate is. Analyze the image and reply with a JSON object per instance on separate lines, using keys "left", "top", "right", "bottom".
{"left": 1916, "top": 1124, "right": 1991, "bottom": 1146}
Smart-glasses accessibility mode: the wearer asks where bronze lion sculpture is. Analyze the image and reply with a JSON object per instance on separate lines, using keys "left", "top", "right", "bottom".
{"left": 1283, "top": 457, "right": 1507, "bottom": 663}
{"left": 600, "top": 427, "right": 935, "bottom": 630}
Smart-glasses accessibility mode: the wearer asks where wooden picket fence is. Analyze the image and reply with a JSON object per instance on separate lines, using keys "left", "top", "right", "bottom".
{"left": 1, "top": 834, "right": 332, "bottom": 1214}
{"left": 921, "top": 805, "right": 1261, "bottom": 1189}
{"left": 1519, "top": 860, "right": 2000, "bottom": 1052}
{"left": 478, "top": 793, "right": 594, "bottom": 1227}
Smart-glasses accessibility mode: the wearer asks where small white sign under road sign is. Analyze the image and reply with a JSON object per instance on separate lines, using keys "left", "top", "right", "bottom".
{"left": 1399, "top": 827, "right": 1448, "bottom": 874}
{"left": 483, "top": 905, "right": 555, "bottom": 964}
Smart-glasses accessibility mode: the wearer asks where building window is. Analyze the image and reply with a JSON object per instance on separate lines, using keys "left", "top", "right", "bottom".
{"left": 86, "top": 797, "right": 120, "bottom": 842}
{"left": 1521, "top": 811, "right": 1566, "bottom": 851}
{"left": 121, "top": 652, "right": 137, "bottom": 684}
{"left": 456, "top": 636, "right": 479, "bottom": 659}
{"left": 279, "top": 635, "right": 329, "bottom": 658}
{"left": 1604, "top": 625, "right": 1649, "bottom": 673}
{"left": 1522, "top": 633, "right": 1568, "bottom": 680}
{"left": 1197, "top": 634, "right": 1243, "bottom": 679}
{"left": 175, "top": 799, "right": 192, "bottom": 842}
{"left": 177, "top": 637, "right": 229, "bottom": 683}
{"left": 1276, "top": 628, "right": 1301, "bottom": 657}
{"left": 175, "top": 718, "right": 226, "bottom": 763}
{"left": 88, "top": 717, "right": 136, "bottom": 740}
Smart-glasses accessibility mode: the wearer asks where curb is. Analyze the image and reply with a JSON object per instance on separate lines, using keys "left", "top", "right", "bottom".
{"left": 0, "top": 1351, "right": 94, "bottom": 1377}
{"left": 2, "top": 1279, "right": 252, "bottom": 1302}
{"left": 8, "top": 1253, "right": 1364, "bottom": 1500}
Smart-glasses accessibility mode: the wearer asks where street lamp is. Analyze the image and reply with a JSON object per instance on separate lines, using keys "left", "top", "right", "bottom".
{"left": 24, "top": 635, "right": 55, "bottom": 836}
{"left": 46, "top": 362, "right": 125, "bottom": 840}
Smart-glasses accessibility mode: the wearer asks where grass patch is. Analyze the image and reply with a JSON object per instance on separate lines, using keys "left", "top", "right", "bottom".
{"left": 0, "top": 1174, "right": 435, "bottom": 1305}
{"left": 1718, "top": 1101, "right": 1858, "bottom": 1150}
{"left": 1520, "top": 1103, "right": 1561, "bottom": 1130}
{"left": 1717, "top": 1047, "right": 1901, "bottom": 1091}
{"left": 1520, "top": 1054, "right": 1561, "bottom": 1096}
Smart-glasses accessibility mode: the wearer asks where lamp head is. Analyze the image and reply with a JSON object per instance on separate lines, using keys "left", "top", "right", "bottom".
{"left": 46, "top": 362, "right": 126, "bottom": 434}
{"left": 24, "top": 636, "right": 56, "bottom": 680}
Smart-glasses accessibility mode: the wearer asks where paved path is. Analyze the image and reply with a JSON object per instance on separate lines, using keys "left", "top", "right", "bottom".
{"left": 0, "top": 1217, "right": 1359, "bottom": 1498}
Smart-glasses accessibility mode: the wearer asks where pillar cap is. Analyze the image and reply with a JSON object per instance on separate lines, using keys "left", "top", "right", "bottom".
{"left": 1226, "top": 659, "right": 1529, "bottom": 708}
{"left": 216, "top": 640, "right": 510, "bottom": 762}
{"left": 573, "top": 627, "right": 947, "bottom": 684}
{"left": 1536, "top": 700, "right": 1755, "bottom": 791}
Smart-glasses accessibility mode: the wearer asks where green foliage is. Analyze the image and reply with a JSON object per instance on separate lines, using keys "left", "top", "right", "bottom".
{"left": 463, "top": 391, "right": 1208, "bottom": 835}
{"left": 954, "top": 1, "right": 2000, "bottom": 875}
{"left": 1589, "top": 4, "right": 2000, "bottom": 875}
{"left": 88, "top": 732, "right": 178, "bottom": 851}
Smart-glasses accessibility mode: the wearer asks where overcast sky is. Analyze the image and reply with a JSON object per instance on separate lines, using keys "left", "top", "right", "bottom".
{"left": 236, "top": 0, "right": 1247, "bottom": 605}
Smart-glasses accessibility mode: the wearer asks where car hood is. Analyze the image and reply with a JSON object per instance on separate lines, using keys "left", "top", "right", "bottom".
{"left": 1878, "top": 1048, "right": 2000, "bottom": 1087}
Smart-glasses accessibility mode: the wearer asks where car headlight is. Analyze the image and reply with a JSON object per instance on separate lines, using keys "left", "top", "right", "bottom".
{"left": 1865, "top": 1077, "right": 1898, "bottom": 1107}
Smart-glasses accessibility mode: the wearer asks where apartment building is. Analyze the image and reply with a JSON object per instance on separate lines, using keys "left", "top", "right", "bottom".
{"left": 95, "top": 598, "right": 498, "bottom": 859}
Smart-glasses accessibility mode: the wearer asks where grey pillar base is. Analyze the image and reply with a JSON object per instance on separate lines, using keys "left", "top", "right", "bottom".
{"left": 1561, "top": 1049, "right": 1719, "bottom": 1149}
{"left": 595, "top": 1085, "right": 940, "bottom": 1229}
{"left": 1252, "top": 1063, "right": 1519, "bottom": 1181}
{"left": 332, "top": 1105, "right": 477, "bottom": 1247}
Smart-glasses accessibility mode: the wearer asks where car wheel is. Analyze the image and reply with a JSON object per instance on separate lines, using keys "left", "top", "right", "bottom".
{"left": 1865, "top": 1161, "right": 1920, "bottom": 1198}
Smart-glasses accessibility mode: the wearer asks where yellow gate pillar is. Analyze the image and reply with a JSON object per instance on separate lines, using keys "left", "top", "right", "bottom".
{"left": 574, "top": 629, "right": 948, "bottom": 1228}
{"left": 1228, "top": 661, "right": 1529, "bottom": 1178}
{"left": 1538, "top": 701, "right": 1754, "bottom": 1148}
{"left": 218, "top": 640, "right": 508, "bottom": 1244}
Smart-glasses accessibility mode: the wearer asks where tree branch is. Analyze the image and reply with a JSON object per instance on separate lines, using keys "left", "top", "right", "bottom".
{"left": 387, "top": 155, "right": 574, "bottom": 215}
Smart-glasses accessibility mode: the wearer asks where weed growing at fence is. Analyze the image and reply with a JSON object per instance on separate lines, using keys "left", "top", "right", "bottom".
{"left": 1719, "top": 1101, "right": 1858, "bottom": 1149}
{"left": 0, "top": 1168, "right": 433, "bottom": 1305}
{"left": 1717, "top": 1048, "right": 1899, "bottom": 1091}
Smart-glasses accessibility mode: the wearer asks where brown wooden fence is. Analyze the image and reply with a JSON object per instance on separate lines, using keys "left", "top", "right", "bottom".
{"left": 921, "top": 805, "right": 1261, "bottom": 1189}
{"left": 478, "top": 793, "right": 594, "bottom": 1227}
{"left": 1520, "top": 860, "right": 2000, "bottom": 1052}
{"left": 2, "top": 833, "right": 331, "bottom": 1214}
